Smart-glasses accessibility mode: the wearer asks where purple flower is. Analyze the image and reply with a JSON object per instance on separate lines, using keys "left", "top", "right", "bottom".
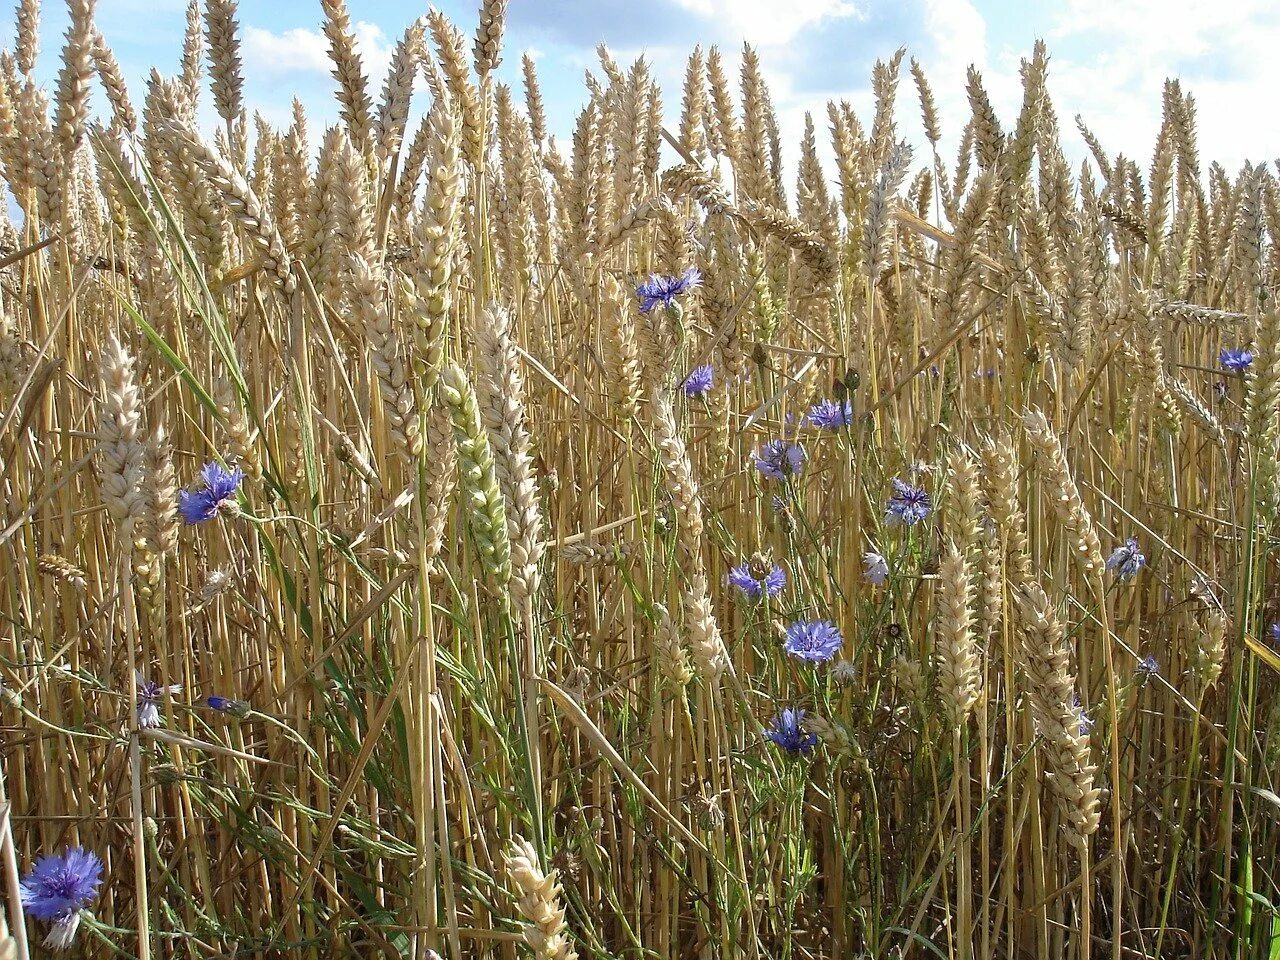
{"left": 862, "top": 551, "right": 889, "bottom": 586}
{"left": 727, "top": 558, "right": 786, "bottom": 600}
{"left": 1071, "top": 692, "right": 1094, "bottom": 736}
{"left": 1105, "top": 538, "right": 1145, "bottom": 580}
{"left": 204, "top": 695, "right": 250, "bottom": 716}
{"left": 1219, "top": 347, "right": 1254, "bottom": 373}
{"left": 136, "top": 671, "right": 181, "bottom": 729}
{"left": 20, "top": 847, "right": 103, "bottom": 951}
{"left": 637, "top": 267, "right": 701, "bottom": 313}
{"left": 783, "top": 619, "right": 843, "bottom": 663}
{"left": 178, "top": 461, "right": 244, "bottom": 525}
{"left": 886, "top": 478, "right": 932, "bottom": 526}
{"left": 754, "top": 440, "right": 805, "bottom": 481}
{"left": 766, "top": 707, "right": 817, "bottom": 755}
{"left": 806, "top": 398, "right": 853, "bottom": 430}
{"left": 682, "top": 364, "right": 714, "bottom": 398}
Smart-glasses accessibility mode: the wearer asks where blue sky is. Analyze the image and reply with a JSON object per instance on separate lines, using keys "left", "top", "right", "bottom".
{"left": 11, "top": 1, "right": 1278, "bottom": 185}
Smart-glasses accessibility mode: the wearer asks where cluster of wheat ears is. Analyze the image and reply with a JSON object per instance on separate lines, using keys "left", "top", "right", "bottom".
{"left": 0, "top": 0, "right": 1276, "bottom": 957}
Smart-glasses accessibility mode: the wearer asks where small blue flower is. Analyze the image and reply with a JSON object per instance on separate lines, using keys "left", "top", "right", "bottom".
{"left": 727, "top": 559, "right": 786, "bottom": 600}
{"left": 1136, "top": 655, "right": 1160, "bottom": 679}
{"left": 637, "top": 267, "right": 701, "bottom": 313}
{"left": 806, "top": 398, "right": 854, "bottom": 430}
{"left": 1071, "top": 692, "right": 1094, "bottom": 736}
{"left": 682, "top": 364, "right": 714, "bottom": 398}
{"left": 766, "top": 707, "right": 818, "bottom": 755}
{"left": 1105, "top": 538, "right": 1145, "bottom": 580}
{"left": 20, "top": 846, "right": 103, "bottom": 951}
{"left": 1219, "top": 347, "right": 1254, "bottom": 373}
{"left": 886, "top": 478, "right": 932, "bottom": 526}
{"left": 754, "top": 439, "right": 805, "bottom": 481}
{"left": 178, "top": 461, "right": 244, "bottom": 525}
{"left": 863, "top": 551, "right": 889, "bottom": 586}
{"left": 783, "top": 619, "right": 843, "bottom": 663}
{"left": 204, "top": 695, "right": 250, "bottom": 716}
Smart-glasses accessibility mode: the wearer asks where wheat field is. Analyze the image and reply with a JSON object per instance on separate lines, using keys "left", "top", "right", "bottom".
{"left": 0, "top": 0, "right": 1276, "bottom": 957}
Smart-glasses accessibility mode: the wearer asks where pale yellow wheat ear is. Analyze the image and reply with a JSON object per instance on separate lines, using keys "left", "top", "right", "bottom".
{"left": 160, "top": 120, "right": 295, "bottom": 294}
{"left": 179, "top": 0, "right": 204, "bottom": 110}
{"left": 649, "top": 388, "right": 705, "bottom": 566}
{"left": 97, "top": 333, "right": 147, "bottom": 527}
{"left": 351, "top": 252, "right": 421, "bottom": 460}
{"left": 141, "top": 424, "right": 179, "bottom": 558}
{"left": 91, "top": 26, "right": 137, "bottom": 134}
{"left": 980, "top": 431, "right": 1032, "bottom": 587}
{"left": 473, "top": 0, "right": 508, "bottom": 76}
{"left": 474, "top": 302, "right": 545, "bottom": 612}
{"left": 1014, "top": 583, "right": 1103, "bottom": 848}
{"left": 704, "top": 45, "right": 737, "bottom": 158}
{"left": 1022, "top": 407, "right": 1105, "bottom": 579}
{"left": 439, "top": 363, "right": 512, "bottom": 588}
{"left": 204, "top": 0, "right": 243, "bottom": 125}
{"left": 503, "top": 837, "right": 578, "bottom": 960}
{"left": 38, "top": 553, "right": 88, "bottom": 592}
{"left": 375, "top": 18, "right": 424, "bottom": 167}
{"left": 652, "top": 602, "right": 693, "bottom": 688}
{"left": 427, "top": 8, "right": 483, "bottom": 169}
{"left": 935, "top": 543, "right": 980, "bottom": 725}
{"left": 406, "top": 84, "right": 462, "bottom": 386}
{"left": 418, "top": 405, "right": 457, "bottom": 570}
{"left": 321, "top": 0, "right": 373, "bottom": 153}
{"left": 15, "top": 0, "right": 39, "bottom": 77}
{"left": 909, "top": 57, "right": 940, "bottom": 148}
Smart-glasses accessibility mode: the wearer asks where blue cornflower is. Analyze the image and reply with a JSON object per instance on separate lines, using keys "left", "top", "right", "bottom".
{"left": 136, "top": 671, "right": 181, "bottom": 729}
{"left": 204, "top": 695, "right": 250, "bottom": 716}
{"left": 178, "top": 461, "right": 244, "bottom": 525}
{"left": 727, "top": 558, "right": 786, "bottom": 600}
{"left": 1219, "top": 347, "right": 1254, "bottom": 373}
{"left": 885, "top": 478, "right": 932, "bottom": 526}
{"left": 1105, "top": 538, "right": 1146, "bottom": 580}
{"left": 806, "top": 398, "right": 854, "bottom": 430}
{"left": 682, "top": 364, "right": 714, "bottom": 398}
{"left": 754, "top": 439, "right": 805, "bottom": 480}
{"left": 766, "top": 707, "right": 818, "bottom": 755}
{"left": 637, "top": 267, "right": 702, "bottom": 313}
{"left": 20, "top": 847, "right": 103, "bottom": 951}
{"left": 1070, "top": 693, "right": 1094, "bottom": 736}
{"left": 863, "top": 551, "right": 889, "bottom": 586}
{"left": 783, "top": 619, "right": 844, "bottom": 663}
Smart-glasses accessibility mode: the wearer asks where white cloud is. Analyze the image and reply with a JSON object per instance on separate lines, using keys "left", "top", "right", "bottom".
{"left": 670, "top": 0, "right": 860, "bottom": 47}
{"left": 1045, "top": 0, "right": 1280, "bottom": 174}
{"left": 242, "top": 21, "right": 394, "bottom": 82}
{"left": 243, "top": 26, "right": 329, "bottom": 76}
